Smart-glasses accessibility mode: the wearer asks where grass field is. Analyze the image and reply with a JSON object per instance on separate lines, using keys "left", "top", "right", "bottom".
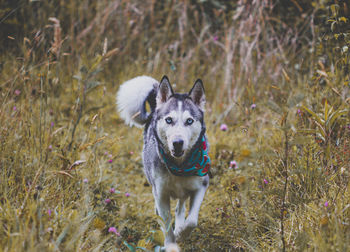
{"left": 1, "top": 1, "right": 349, "bottom": 251}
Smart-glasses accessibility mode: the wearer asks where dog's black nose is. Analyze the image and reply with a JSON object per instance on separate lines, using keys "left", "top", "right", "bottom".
{"left": 173, "top": 140, "right": 184, "bottom": 152}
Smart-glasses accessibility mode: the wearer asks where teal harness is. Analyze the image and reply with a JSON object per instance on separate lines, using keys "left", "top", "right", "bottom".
{"left": 158, "top": 136, "right": 211, "bottom": 177}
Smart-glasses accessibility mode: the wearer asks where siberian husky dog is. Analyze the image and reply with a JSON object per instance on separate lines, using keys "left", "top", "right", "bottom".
{"left": 116, "top": 76, "right": 211, "bottom": 249}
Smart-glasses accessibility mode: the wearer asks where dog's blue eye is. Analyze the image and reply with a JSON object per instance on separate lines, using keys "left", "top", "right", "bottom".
{"left": 186, "top": 118, "right": 194, "bottom": 125}
{"left": 165, "top": 117, "right": 173, "bottom": 124}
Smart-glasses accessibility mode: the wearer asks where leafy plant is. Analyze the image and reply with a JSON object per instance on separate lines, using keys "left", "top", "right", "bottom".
{"left": 302, "top": 102, "right": 348, "bottom": 166}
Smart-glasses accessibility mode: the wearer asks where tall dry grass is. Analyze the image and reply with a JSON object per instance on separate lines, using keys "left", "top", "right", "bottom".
{"left": 0, "top": 0, "right": 349, "bottom": 251}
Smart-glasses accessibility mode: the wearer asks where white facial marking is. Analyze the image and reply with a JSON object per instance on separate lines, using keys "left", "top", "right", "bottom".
{"left": 178, "top": 101, "right": 182, "bottom": 114}
{"left": 157, "top": 103, "right": 202, "bottom": 163}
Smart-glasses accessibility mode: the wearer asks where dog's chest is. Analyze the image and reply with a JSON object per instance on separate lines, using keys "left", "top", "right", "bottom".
{"left": 164, "top": 175, "right": 204, "bottom": 199}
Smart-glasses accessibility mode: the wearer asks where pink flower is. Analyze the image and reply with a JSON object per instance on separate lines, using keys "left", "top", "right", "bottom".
{"left": 297, "top": 109, "right": 303, "bottom": 116}
{"left": 220, "top": 124, "right": 228, "bottom": 131}
{"left": 108, "top": 227, "right": 120, "bottom": 236}
{"left": 229, "top": 160, "right": 237, "bottom": 168}
{"left": 108, "top": 154, "right": 112, "bottom": 158}
{"left": 83, "top": 178, "right": 88, "bottom": 183}
{"left": 108, "top": 159, "right": 113, "bottom": 163}
{"left": 105, "top": 198, "right": 111, "bottom": 204}
{"left": 47, "top": 209, "right": 52, "bottom": 217}
{"left": 129, "top": 151, "right": 134, "bottom": 155}
{"left": 104, "top": 151, "right": 109, "bottom": 155}
{"left": 48, "top": 145, "right": 52, "bottom": 150}
{"left": 324, "top": 201, "right": 329, "bottom": 207}
{"left": 263, "top": 179, "right": 268, "bottom": 184}
{"left": 50, "top": 122, "right": 54, "bottom": 128}
{"left": 109, "top": 187, "right": 116, "bottom": 193}
{"left": 13, "top": 106, "right": 17, "bottom": 111}
{"left": 125, "top": 192, "right": 130, "bottom": 197}
{"left": 251, "top": 104, "right": 256, "bottom": 109}
{"left": 14, "top": 89, "right": 21, "bottom": 96}
{"left": 213, "top": 35, "right": 219, "bottom": 41}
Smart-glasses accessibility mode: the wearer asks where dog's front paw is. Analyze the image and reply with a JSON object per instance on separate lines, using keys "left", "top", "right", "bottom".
{"left": 174, "top": 228, "right": 183, "bottom": 241}
{"left": 174, "top": 220, "right": 197, "bottom": 241}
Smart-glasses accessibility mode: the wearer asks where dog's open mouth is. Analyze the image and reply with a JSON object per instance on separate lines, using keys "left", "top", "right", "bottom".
{"left": 172, "top": 150, "right": 184, "bottom": 158}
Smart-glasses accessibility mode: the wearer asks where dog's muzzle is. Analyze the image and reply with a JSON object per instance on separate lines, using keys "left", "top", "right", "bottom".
{"left": 172, "top": 140, "right": 184, "bottom": 157}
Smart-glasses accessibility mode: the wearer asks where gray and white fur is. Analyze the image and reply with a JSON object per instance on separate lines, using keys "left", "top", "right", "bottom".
{"left": 116, "top": 75, "right": 209, "bottom": 250}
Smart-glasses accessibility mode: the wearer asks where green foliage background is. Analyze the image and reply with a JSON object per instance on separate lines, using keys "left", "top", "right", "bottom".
{"left": 0, "top": 0, "right": 349, "bottom": 251}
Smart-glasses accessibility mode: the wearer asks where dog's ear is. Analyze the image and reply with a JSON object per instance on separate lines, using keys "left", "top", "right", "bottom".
{"left": 189, "top": 79, "right": 206, "bottom": 110}
{"left": 157, "top": 75, "right": 173, "bottom": 106}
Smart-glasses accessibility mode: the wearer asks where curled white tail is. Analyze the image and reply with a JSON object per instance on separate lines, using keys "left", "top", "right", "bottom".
{"left": 116, "top": 76, "right": 158, "bottom": 127}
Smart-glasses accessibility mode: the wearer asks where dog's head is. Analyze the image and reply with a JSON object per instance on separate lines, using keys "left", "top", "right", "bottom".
{"left": 155, "top": 76, "right": 206, "bottom": 162}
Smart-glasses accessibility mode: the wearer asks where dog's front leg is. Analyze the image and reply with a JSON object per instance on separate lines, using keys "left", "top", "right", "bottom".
{"left": 153, "top": 187, "right": 176, "bottom": 246}
{"left": 174, "top": 198, "right": 186, "bottom": 240}
{"left": 179, "top": 181, "right": 208, "bottom": 239}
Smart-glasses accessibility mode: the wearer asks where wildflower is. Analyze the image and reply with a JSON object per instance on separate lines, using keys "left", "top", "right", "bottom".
{"left": 108, "top": 227, "right": 120, "bottom": 236}
{"left": 105, "top": 198, "right": 111, "bottom": 204}
{"left": 83, "top": 178, "right": 88, "bottom": 183}
{"left": 324, "top": 201, "right": 329, "bottom": 207}
{"left": 213, "top": 35, "right": 219, "bottom": 41}
{"left": 48, "top": 145, "right": 52, "bottom": 150}
{"left": 13, "top": 106, "right": 17, "bottom": 111}
{"left": 108, "top": 154, "right": 112, "bottom": 158}
{"left": 263, "top": 179, "right": 268, "bottom": 184}
{"left": 108, "top": 159, "right": 113, "bottom": 163}
{"left": 297, "top": 109, "right": 303, "bottom": 116}
{"left": 125, "top": 192, "right": 130, "bottom": 197}
{"left": 229, "top": 160, "right": 237, "bottom": 169}
{"left": 109, "top": 187, "right": 116, "bottom": 193}
{"left": 14, "top": 89, "right": 21, "bottom": 96}
{"left": 342, "top": 45, "right": 348, "bottom": 53}
{"left": 129, "top": 151, "right": 134, "bottom": 155}
{"left": 50, "top": 122, "right": 54, "bottom": 128}
{"left": 250, "top": 104, "right": 256, "bottom": 109}
{"left": 104, "top": 151, "right": 109, "bottom": 155}
{"left": 220, "top": 124, "right": 228, "bottom": 131}
{"left": 47, "top": 209, "right": 52, "bottom": 217}
{"left": 108, "top": 226, "right": 117, "bottom": 233}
